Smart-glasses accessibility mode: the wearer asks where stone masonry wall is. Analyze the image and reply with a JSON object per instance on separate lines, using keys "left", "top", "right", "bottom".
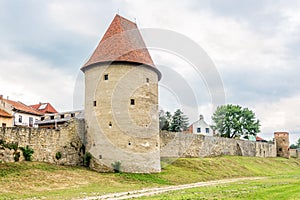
{"left": 160, "top": 132, "right": 276, "bottom": 158}
{"left": 274, "top": 132, "right": 290, "bottom": 158}
{"left": 0, "top": 123, "right": 278, "bottom": 168}
{"left": 84, "top": 63, "right": 161, "bottom": 173}
{"left": 0, "top": 119, "right": 85, "bottom": 165}
{"left": 290, "top": 149, "right": 300, "bottom": 159}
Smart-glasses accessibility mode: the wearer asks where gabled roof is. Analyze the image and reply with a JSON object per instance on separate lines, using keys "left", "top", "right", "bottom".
{"left": 3, "top": 99, "right": 43, "bottom": 116}
{"left": 0, "top": 109, "right": 12, "bottom": 118}
{"left": 30, "top": 103, "right": 58, "bottom": 114}
{"left": 81, "top": 14, "right": 161, "bottom": 79}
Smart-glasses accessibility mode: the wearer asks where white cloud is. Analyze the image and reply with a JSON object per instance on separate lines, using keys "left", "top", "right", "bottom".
{"left": 47, "top": 0, "right": 121, "bottom": 37}
{"left": 0, "top": 45, "right": 75, "bottom": 111}
{"left": 122, "top": 0, "right": 300, "bottom": 143}
{"left": 254, "top": 94, "right": 300, "bottom": 133}
{"left": 1, "top": 0, "right": 299, "bottom": 143}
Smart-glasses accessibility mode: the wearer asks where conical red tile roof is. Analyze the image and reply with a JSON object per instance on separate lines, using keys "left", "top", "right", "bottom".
{"left": 81, "top": 15, "right": 161, "bottom": 79}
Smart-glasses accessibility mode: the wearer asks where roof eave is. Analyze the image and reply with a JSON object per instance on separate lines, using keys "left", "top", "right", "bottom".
{"left": 81, "top": 61, "right": 162, "bottom": 81}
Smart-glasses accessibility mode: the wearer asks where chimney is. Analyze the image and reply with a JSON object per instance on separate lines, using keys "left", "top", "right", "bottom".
{"left": 199, "top": 114, "right": 204, "bottom": 120}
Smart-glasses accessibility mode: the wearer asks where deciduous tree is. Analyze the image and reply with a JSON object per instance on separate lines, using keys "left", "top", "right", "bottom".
{"left": 212, "top": 104, "right": 260, "bottom": 138}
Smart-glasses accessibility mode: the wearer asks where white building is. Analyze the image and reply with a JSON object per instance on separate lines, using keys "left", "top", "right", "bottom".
{"left": 0, "top": 96, "right": 43, "bottom": 127}
{"left": 188, "top": 115, "right": 213, "bottom": 136}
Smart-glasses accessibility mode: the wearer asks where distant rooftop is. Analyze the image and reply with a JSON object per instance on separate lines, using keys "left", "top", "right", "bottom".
{"left": 0, "top": 108, "right": 12, "bottom": 118}
{"left": 30, "top": 103, "right": 58, "bottom": 114}
{"left": 1, "top": 98, "right": 43, "bottom": 116}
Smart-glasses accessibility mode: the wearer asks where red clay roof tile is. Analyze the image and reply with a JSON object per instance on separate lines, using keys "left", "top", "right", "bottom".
{"left": 81, "top": 14, "right": 161, "bottom": 79}
{"left": 0, "top": 109, "right": 12, "bottom": 118}
{"left": 30, "top": 103, "right": 58, "bottom": 114}
{"left": 256, "top": 136, "right": 265, "bottom": 141}
{"left": 3, "top": 99, "right": 43, "bottom": 116}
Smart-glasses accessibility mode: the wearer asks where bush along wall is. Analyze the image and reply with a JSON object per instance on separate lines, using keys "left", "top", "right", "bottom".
{"left": 0, "top": 140, "right": 23, "bottom": 163}
{"left": 0, "top": 119, "right": 85, "bottom": 166}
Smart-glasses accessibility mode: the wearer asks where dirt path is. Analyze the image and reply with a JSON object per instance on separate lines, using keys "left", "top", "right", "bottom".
{"left": 80, "top": 177, "right": 265, "bottom": 200}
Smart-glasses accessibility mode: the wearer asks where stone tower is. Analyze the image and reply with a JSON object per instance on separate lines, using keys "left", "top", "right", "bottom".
{"left": 274, "top": 132, "right": 290, "bottom": 158}
{"left": 81, "top": 15, "right": 161, "bottom": 173}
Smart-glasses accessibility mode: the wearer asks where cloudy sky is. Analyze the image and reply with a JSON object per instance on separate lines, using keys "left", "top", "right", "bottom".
{"left": 1, "top": 0, "right": 299, "bottom": 143}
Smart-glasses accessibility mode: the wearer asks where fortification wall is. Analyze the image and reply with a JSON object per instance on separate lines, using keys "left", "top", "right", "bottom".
{"left": 0, "top": 124, "right": 278, "bottom": 168}
{"left": 160, "top": 132, "right": 276, "bottom": 158}
{"left": 290, "top": 149, "right": 300, "bottom": 158}
{"left": 0, "top": 119, "right": 85, "bottom": 165}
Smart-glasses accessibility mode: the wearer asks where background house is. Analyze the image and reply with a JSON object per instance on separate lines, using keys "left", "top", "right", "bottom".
{"left": 188, "top": 115, "right": 213, "bottom": 136}
{"left": 30, "top": 103, "right": 58, "bottom": 114}
{"left": 0, "top": 108, "right": 13, "bottom": 127}
{"left": 0, "top": 95, "right": 43, "bottom": 127}
{"left": 36, "top": 110, "right": 83, "bottom": 129}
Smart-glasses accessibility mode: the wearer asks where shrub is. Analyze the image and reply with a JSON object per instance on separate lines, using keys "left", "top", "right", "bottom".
{"left": 55, "top": 152, "right": 62, "bottom": 160}
{"left": 14, "top": 152, "right": 21, "bottom": 162}
{"left": 84, "top": 152, "right": 92, "bottom": 167}
{"left": 0, "top": 140, "right": 18, "bottom": 151}
{"left": 111, "top": 161, "right": 121, "bottom": 173}
{"left": 20, "top": 146, "right": 34, "bottom": 161}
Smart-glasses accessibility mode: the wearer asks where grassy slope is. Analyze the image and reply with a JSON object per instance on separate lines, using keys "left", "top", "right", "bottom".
{"left": 138, "top": 174, "right": 300, "bottom": 199}
{"left": 0, "top": 156, "right": 299, "bottom": 199}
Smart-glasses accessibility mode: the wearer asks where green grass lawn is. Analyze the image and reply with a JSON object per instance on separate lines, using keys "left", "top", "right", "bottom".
{"left": 0, "top": 156, "right": 299, "bottom": 199}
{"left": 138, "top": 174, "right": 300, "bottom": 199}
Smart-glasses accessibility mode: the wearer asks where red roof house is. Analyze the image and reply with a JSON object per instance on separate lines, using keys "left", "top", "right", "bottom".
{"left": 30, "top": 103, "right": 58, "bottom": 114}
{"left": 256, "top": 136, "right": 268, "bottom": 142}
{"left": 3, "top": 99, "right": 43, "bottom": 116}
{"left": 0, "top": 97, "right": 43, "bottom": 127}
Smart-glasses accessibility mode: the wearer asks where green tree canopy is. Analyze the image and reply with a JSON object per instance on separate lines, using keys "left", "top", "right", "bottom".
{"left": 212, "top": 104, "right": 260, "bottom": 138}
{"left": 290, "top": 138, "right": 300, "bottom": 149}
{"left": 159, "top": 109, "right": 189, "bottom": 132}
{"left": 159, "top": 110, "right": 172, "bottom": 131}
{"left": 169, "top": 109, "right": 189, "bottom": 132}
{"left": 290, "top": 144, "right": 298, "bottom": 149}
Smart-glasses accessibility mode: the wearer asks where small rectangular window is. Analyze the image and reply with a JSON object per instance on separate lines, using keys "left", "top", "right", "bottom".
{"left": 41, "top": 117, "right": 45, "bottom": 121}
{"left": 18, "top": 115, "right": 22, "bottom": 123}
{"left": 71, "top": 113, "right": 75, "bottom": 117}
{"left": 130, "top": 99, "right": 135, "bottom": 105}
{"left": 206, "top": 128, "right": 209, "bottom": 133}
{"left": 104, "top": 74, "right": 108, "bottom": 80}
{"left": 93, "top": 101, "right": 97, "bottom": 107}
{"left": 197, "top": 128, "right": 201, "bottom": 133}
{"left": 29, "top": 117, "right": 33, "bottom": 127}
{"left": 146, "top": 78, "right": 149, "bottom": 83}
{"left": 50, "top": 116, "right": 54, "bottom": 120}
{"left": 2, "top": 123, "right": 6, "bottom": 128}
{"left": 61, "top": 115, "right": 65, "bottom": 119}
